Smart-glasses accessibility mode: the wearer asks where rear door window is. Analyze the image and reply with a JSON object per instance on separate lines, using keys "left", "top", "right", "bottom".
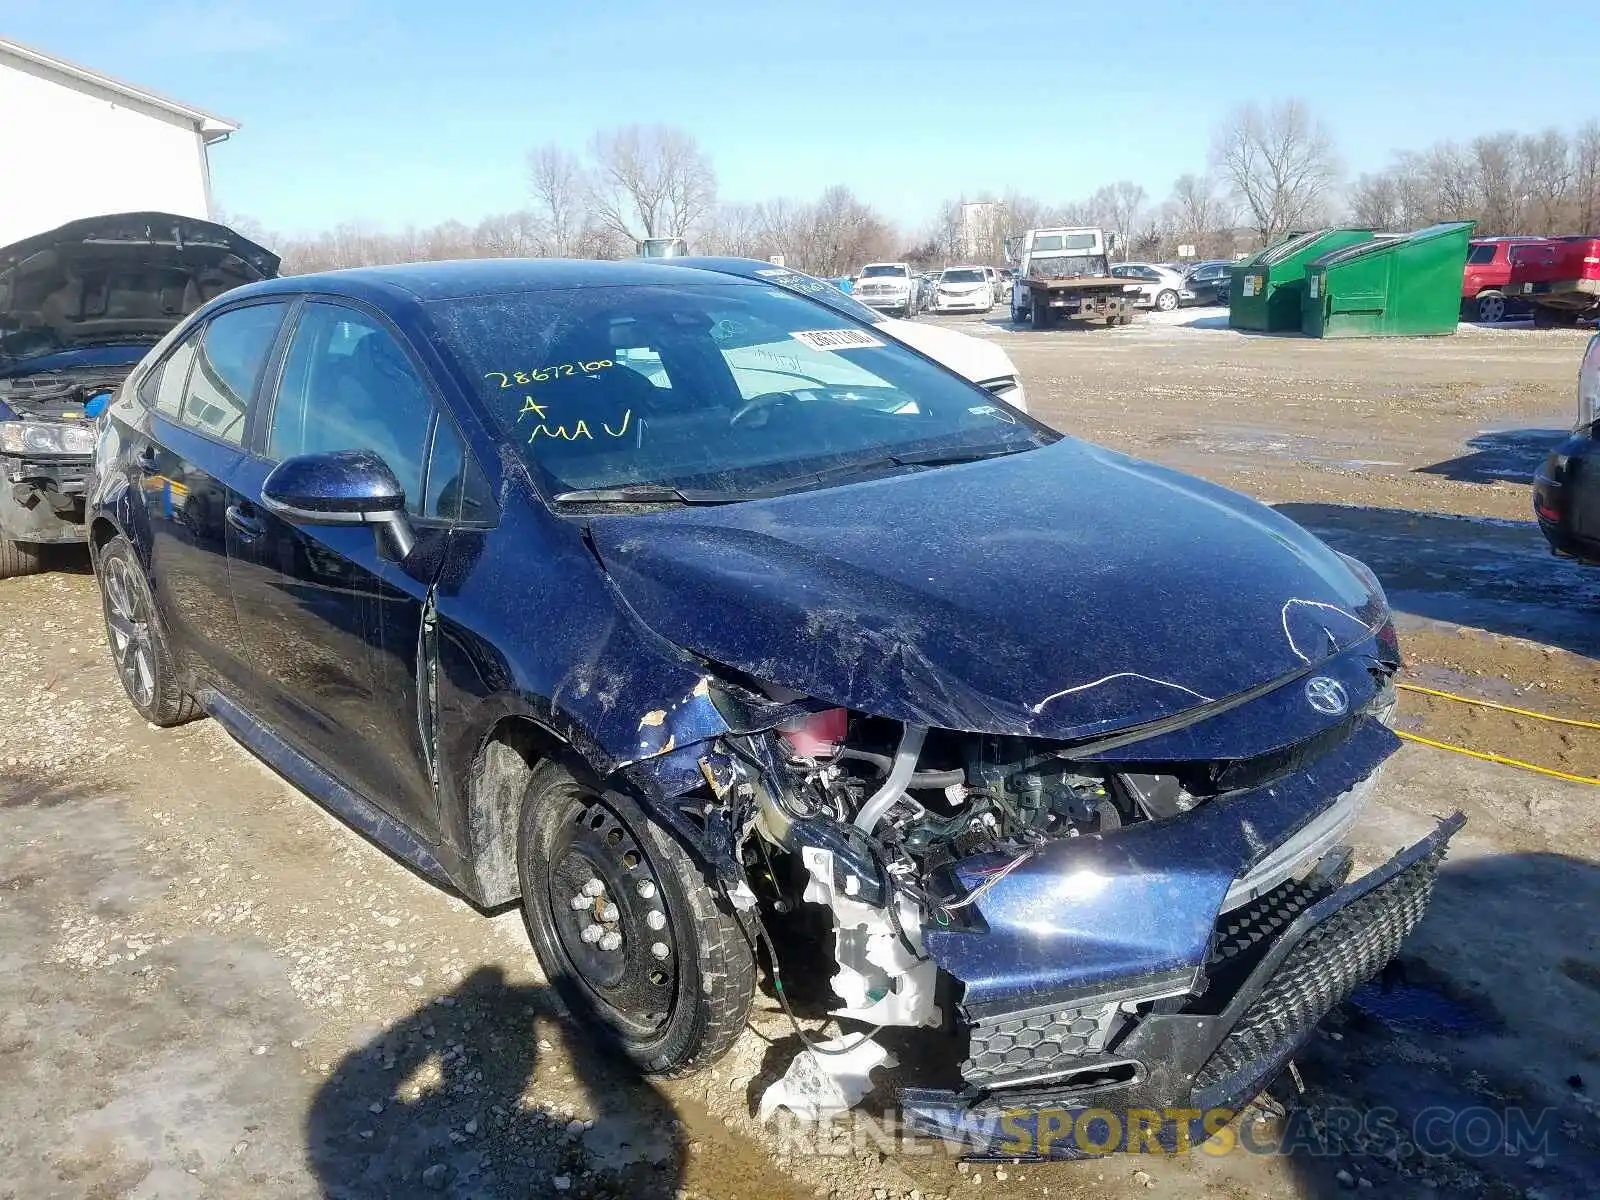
{"left": 179, "top": 303, "right": 288, "bottom": 446}
{"left": 1467, "top": 244, "right": 1498, "bottom": 265}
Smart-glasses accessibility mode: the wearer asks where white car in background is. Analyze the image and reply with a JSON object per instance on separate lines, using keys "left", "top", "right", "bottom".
{"left": 852, "top": 262, "right": 918, "bottom": 317}
{"left": 658, "top": 257, "right": 1030, "bottom": 412}
{"left": 1110, "top": 262, "right": 1195, "bottom": 312}
{"left": 932, "top": 266, "right": 996, "bottom": 314}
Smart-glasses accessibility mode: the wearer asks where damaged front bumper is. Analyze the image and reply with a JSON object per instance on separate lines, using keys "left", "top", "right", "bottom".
{"left": 901, "top": 809, "right": 1464, "bottom": 1157}
{"left": 0, "top": 451, "right": 90, "bottom": 543}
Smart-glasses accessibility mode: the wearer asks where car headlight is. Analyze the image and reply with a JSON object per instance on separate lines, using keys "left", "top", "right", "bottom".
{"left": 0, "top": 419, "right": 98, "bottom": 457}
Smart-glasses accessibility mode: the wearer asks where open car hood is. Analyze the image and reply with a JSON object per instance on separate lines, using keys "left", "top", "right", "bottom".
{"left": 589, "top": 439, "right": 1389, "bottom": 742}
{"left": 0, "top": 212, "right": 280, "bottom": 367}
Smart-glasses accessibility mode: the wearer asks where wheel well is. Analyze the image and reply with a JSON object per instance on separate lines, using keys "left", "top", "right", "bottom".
{"left": 466, "top": 716, "right": 571, "bottom": 907}
{"left": 89, "top": 517, "right": 119, "bottom": 556}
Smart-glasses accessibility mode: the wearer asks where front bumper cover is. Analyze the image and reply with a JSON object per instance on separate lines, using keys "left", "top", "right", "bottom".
{"left": 901, "top": 810, "right": 1465, "bottom": 1158}
{"left": 0, "top": 452, "right": 90, "bottom": 543}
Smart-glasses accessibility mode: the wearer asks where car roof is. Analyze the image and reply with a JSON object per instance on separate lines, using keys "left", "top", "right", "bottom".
{"left": 227, "top": 257, "right": 758, "bottom": 306}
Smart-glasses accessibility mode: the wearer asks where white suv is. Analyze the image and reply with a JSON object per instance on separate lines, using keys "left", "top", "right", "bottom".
{"left": 854, "top": 263, "right": 917, "bottom": 317}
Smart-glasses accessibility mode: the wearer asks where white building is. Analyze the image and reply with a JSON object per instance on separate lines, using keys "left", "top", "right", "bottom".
{"left": 0, "top": 37, "right": 237, "bottom": 246}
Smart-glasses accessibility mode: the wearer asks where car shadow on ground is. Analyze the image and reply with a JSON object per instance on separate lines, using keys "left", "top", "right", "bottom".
{"left": 305, "top": 964, "right": 686, "bottom": 1199}
{"left": 1273, "top": 502, "right": 1600, "bottom": 659}
{"left": 1276, "top": 849, "right": 1600, "bottom": 1198}
{"left": 1413, "top": 428, "right": 1569, "bottom": 485}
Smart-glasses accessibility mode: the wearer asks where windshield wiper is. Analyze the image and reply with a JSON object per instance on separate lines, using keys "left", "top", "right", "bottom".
{"left": 885, "top": 443, "right": 1034, "bottom": 468}
{"left": 551, "top": 484, "right": 733, "bottom": 506}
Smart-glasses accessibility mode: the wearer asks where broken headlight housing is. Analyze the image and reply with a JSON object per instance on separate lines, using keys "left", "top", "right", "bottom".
{"left": 0, "top": 419, "right": 97, "bottom": 457}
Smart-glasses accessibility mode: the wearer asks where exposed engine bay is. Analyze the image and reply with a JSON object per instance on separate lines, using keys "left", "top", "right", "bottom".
{"left": 672, "top": 654, "right": 1461, "bottom": 1145}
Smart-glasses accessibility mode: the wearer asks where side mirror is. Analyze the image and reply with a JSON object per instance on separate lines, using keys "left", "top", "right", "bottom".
{"left": 261, "top": 449, "right": 415, "bottom": 559}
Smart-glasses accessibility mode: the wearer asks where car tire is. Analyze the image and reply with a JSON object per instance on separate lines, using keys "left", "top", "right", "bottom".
{"left": 518, "top": 761, "right": 755, "bottom": 1077}
{"left": 1476, "top": 293, "right": 1506, "bottom": 323}
{"left": 1155, "top": 289, "right": 1178, "bottom": 312}
{"left": 1011, "top": 304, "right": 1025, "bottom": 324}
{"left": 0, "top": 533, "right": 43, "bottom": 580}
{"left": 96, "top": 534, "right": 202, "bottom": 726}
{"left": 1030, "top": 300, "right": 1050, "bottom": 330}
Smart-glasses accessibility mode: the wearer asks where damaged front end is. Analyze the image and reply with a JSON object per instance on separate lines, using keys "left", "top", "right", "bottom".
{"left": 621, "top": 633, "right": 1461, "bottom": 1155}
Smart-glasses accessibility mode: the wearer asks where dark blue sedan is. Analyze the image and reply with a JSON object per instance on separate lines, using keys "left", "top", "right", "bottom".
{"left": 87, "top": 258, "right": 1459, "bottom": 1150}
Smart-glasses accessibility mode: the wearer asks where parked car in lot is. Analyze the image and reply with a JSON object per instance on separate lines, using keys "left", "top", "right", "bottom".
{"left": 0, "top": 212, "right": 277, "bottom": 578}
{"left": 852, "top": 262, "right": 917, "bottom": 317}
{"left": 87, "top": 257, "right": 1457, "bottom": 1153}
{"left": 1183, "top": 259, "right": 1234, "bottom": 306}
{"left": 658, "top": 256, "right": 1027, "bottom": 409}
{"left": 1534, "top": 331, "right": 1600, "bottom": 560}
{"left": 1111, "top": 262, "right": 1195, "bottom": 311}
{"left": 931, "top": 266, "right": 995, "bottom": 314}
{"left": 1461, "top": 237, "right": 1547, "bottom": 323}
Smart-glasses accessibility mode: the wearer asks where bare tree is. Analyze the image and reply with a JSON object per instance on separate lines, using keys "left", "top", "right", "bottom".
{"left": 1212, "top": 100, "right": 1339, "bottom": 243}
{"left": 1519, "top": 129, "right": 1575, "bottom": 234}
{"left": 1348, "top": 172, "right": 1401, "bottom": 230}
{"left": 1168, "top": 173, "right": 1234, "bottom": 245}
{"left": 473, "top": 209, "right": 543, "bottom": 258}
{"left": 699, "top": 202, "right": 770, "bottom": 259}
{"left": 587, "top": 125, "right": 716, "bottom": 244}
{"left": 1575, "top": 121, "right": 1600, "bottom": 233}
{"left": 526, "top": 145, "right": 591, "bottom": 256}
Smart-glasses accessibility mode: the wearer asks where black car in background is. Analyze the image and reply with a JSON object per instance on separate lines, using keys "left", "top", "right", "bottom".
{"left": 1535, "top": 332, "right": 1600, "bottom": 561}
{"left": 1183, "top": 259, "right": 1234, "bottom": 306}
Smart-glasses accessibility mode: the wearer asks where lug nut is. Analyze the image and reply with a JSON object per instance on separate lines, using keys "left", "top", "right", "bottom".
{"left": 582, "top": 879, "right": 606, "bottom": 898}
{"left": 594, "top": 899, "right": 619, "bottom": 923}
{"left": 636, "top": 880, "right": 657, "bottom": 900}
{"left": 650, "top": 941, "right": 670, "bottom": 960}
{"left": 580, "top": 923, "right": 604, "bottom": 944}
{"left": 598, "top": 931, "right": 622, "bottom": 952}
{"left": 569, "top": 895, "right": 594, "bottom": 911}
{"left": 645, "top": 910, "right": 666, "bottom": 931}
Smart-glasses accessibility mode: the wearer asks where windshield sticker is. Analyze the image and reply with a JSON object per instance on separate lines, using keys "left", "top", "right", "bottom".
{"left": 969, "top": 404, "right": 1019, "bottom": 423}
{"left": 790, "top": 329, "right": 883, "bottom": 352}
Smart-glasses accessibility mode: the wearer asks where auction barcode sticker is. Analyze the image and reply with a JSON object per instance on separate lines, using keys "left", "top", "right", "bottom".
{"left": 791, "top": 329, "right": 883, "bottom": 351}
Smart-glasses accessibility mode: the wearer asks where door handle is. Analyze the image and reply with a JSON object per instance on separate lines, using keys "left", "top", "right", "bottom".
{"left": 225, "top": 504, "right": 265, "bottom": 541}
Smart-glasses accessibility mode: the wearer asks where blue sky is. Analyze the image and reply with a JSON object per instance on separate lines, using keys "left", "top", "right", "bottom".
{"left": 5, "top": 0, "right": 1595, "bottom": 236}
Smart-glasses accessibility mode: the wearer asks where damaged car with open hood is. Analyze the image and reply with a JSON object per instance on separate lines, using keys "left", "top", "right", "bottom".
{"left": 87, "top": 259, "right": 1461, "bottom": 1155}
{"left": 0, "top": 212, "right": 277, "bottom": 577}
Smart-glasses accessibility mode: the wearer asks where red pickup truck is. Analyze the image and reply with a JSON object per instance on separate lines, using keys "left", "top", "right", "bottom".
{"left": 1524, "top": 236, "right": 1600, "bottom": 326}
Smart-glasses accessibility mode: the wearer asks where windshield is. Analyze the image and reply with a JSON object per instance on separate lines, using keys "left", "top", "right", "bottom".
{"left": 859, "top": 265, "right": 907, "bottom": 278}
{"left": 941, "top": 269, "right": 986, "bottom": 284}
{"left": 1029, "top": 233, "right": 1097, "bottom": 253}
{"left": 435, "top": 282, "right": 1050, "bottom": 501}
{"left": 752, "top": 267, "right": 884, "bottom": 325}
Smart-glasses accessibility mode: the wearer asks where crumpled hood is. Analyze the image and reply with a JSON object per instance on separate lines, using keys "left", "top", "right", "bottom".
{"left": 0, "top": 212, "right": 279, "bottom": 366}
{"left": 590, "top": 439, "right": 1388, "bottom": 740}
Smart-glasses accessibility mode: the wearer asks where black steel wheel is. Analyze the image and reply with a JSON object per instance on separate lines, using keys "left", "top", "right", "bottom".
{"left": 96, "top": 534, "right": 200, "bottom": 726}
{"left": 518, "top": 762, "right": 754, "bottom": 1075}
{"left": 1476, "top": 293, "right": 1506, "bottom": 323}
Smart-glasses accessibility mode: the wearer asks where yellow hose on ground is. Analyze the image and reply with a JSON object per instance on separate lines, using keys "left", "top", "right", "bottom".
{"left": 1394, "top": 730, "right": 1600, "bottom": 786}
{"left": 1396, "top": 682, "right": 1600, "bottom": 730}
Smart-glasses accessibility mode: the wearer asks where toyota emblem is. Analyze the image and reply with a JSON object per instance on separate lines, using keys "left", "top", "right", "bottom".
{"left": 1304, "top": 676, "right": 1349, "bottom": 716}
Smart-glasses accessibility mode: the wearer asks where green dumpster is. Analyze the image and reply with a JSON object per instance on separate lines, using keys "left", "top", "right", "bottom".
{"left": 1229, "top": 228, "right": 1377, "bottom": 332}
{"left": 1302, "top": 221, "right": 1475, "bottom": 338}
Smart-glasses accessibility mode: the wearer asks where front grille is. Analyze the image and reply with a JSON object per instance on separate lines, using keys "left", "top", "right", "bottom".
{"left": 962, "top": 1002, "right": 1119, "bottom": 1088}
{"left": 1194, "top": 842, "right": 1446, "bottom": 1091}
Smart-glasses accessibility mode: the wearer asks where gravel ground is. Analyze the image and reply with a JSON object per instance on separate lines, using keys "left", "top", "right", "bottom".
{"left": 3, "top": 311, "right": 1599, "bottom": 1199}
